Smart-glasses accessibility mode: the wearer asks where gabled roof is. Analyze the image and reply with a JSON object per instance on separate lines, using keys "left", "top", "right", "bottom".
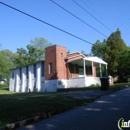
{"left": 66, "top": 52, "right": 85, "bottom": 62}
{"left": 66, "top": 52, "right": 107, "bottom": 65}
{"left": 67, "top": 52, "right": 85, "bottom": 58}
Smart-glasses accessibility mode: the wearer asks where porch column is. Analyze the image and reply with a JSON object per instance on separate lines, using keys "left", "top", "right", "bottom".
{"left": 92, "top": 61, "right": 94, "bottom": 77}
{"left": 106, "top": 64, "right": 108, "bottom": 76}
{"left": 100, "top": 63, "right": 102, "bottom": 77}
{"left": 83, "top": 59, "right": 86, "bottom": 77}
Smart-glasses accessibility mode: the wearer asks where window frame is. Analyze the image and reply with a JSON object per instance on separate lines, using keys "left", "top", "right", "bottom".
{"left": 49, "top": 63, "right": 53, "bottom": 74}
{"left": 34, "top": 64, "right": 36, "bottom": 78}
{"left": 41, "top": 61, "right": 44, "bottom": 77}
{"left": 19, "top": 68, "right": 22, "bottom": 80}
{"left": 26, "top": 66, "right": 28, "bottom": 79}
{"left": 12, "top": 72, "right": 14, "bottom": 79}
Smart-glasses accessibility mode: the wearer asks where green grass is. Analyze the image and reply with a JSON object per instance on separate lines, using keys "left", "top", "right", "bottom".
{"left": 109, "top": 82, "right": 130, "bottom": 91}
{"left": 58, "top": 82, "right": 130, "bottom": 92}
{"left": 0, "top": 82, "right": 129, "bottom": 127}
{"left": 57, "top": 84, "right": 101, "bottom": 92}
{"left": 0, "top": 95, "right": 94, "bottom": 127}
{"left": 0, "top": 85, "right": 95, "bottom": 127}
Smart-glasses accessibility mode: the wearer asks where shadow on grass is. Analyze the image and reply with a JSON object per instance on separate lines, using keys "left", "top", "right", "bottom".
{"left": 0, "top": 92, "right": 95, "bottom": 127}
{"left": 0, "top": 82, "right": 130, "bottom": 128}
{"left": 19, "top": 87, "right": 130, "bottom": 130}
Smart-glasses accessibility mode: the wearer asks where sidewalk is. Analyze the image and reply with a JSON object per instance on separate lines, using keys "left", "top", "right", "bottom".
{"left": 16, "top": 88, "right": 130, "bottom": 130}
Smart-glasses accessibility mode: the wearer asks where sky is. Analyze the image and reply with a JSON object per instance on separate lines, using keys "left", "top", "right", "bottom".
{"left": 0, "top": 0, "right": 130, "bottom": 54}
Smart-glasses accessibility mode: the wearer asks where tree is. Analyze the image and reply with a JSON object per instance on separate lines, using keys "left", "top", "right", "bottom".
{"left": 0, "top": 53, "right": 7, "bottom": 78}
{"left": 91, "top": 39, "right": 106, "bottom": 59}
{"left": 117, "top": 48, "right": 130, "bottom": 82}
{"left": 14, "top": 37, "right": 52, "bottom": 67}
{"left": 81, "top": 50, "right": 86, "bottom": 55}
{"left": 14, "top": 48, "right": 28, "bottom": 67}
{"left": 0, "top": 50, "right": 15, "bottom": 84}
{"left": 29, "top": 37, "right": 52, "bottom": 60}
{"left": 67, "top": 50, "right": 70, "bottom": 54}
{"left": 104, "top": 29, "right": 127, "bottom": 77}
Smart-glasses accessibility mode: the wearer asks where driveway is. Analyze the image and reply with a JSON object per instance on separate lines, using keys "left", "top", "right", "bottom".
{"left": 17, "top": 87, "right": 130, "bottom": 130}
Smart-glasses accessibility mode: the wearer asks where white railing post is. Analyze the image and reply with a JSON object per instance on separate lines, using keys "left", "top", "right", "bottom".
{"left": 106, "top": 64, "right": 108, "bottom": 77}
{"left": 100, "top": 63, "right": 102, "bottom": 77}
{"left": 92, "top": 61, "right": 94, "bottom": 77}
{"left": 83, "top": 59, "right": 86, "bottom": 77}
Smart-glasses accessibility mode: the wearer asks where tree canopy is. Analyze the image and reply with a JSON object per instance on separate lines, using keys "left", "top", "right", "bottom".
{"left": 91, "top": 29, "right": 129, "bottom": 81}
{"left": 0, "top": 37, "right": 52, "bottom": 84}
{"left": 29, "top": 37, "right": 52, "bottom": 60}
{"left": 14, "top": 37, "right": 52, "bottom": 67}
{"left": 0, "top": 50, "right": 15, "bottom": 83}
{"left": 104, "top": 29, "right": 127, "bottom": 76}
{"left": 91, "top": 39, "right": 106, "bottom": 59}
{"left": 81, "top": 50, "right": 86, "bottom": 55}
{"left": 117, "top": 48, "right": 130, "bottom": 81}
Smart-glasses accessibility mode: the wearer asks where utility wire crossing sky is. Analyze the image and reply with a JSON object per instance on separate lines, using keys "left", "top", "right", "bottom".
{"left": 0, "top": 0, "right": 130, "bottom": 53}
{"left": 50, "top": 0, "right": 107, "bottom": 38}
{"left": 72, "top": 0, "right": 112, "bottom": 32}
{"left": 0, "top": 1, "right": 93, "bottom": 45}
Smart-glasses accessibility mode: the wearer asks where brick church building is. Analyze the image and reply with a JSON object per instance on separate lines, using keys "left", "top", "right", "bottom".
{"left": 9, "top": 45, "right": 108, "bottom": 92}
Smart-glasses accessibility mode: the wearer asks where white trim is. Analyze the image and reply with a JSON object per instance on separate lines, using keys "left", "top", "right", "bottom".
{"left": 67, "top": 51, "right": 80, "bottom": 55}
{"left": 106, "top": 65, "right": 108, "bottom": 76}
{"left": 68, "top": 51, "right": 86, "bottom": 58}
{"left": 84, "top": 57, "right": 107, "bottom": 65}
{"left": 92, "top": 61, "right": 94, "bottom": 77}
{"left": 83, "top": 59, "right": 86, "bottom": 76}
{"left": 67, "top": 55, "right": 107, "bottom": 65}
{"left": 100, "top": 63, "right": 102, "bottom": 77}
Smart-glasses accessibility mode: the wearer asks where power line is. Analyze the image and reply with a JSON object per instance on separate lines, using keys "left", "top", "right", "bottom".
{"left": 81, "top": 0, "right": 129, "bottom": 45}
{"left": 80, "top": 0, "right": 103, "bottom": 19}
{"left": 100, "top": 0, "right": 128, "bottom": 30}
{"left": 0, "top": 1, "right": 93, "bottom": 45}
{"left": 50, "top": 0, "right": 107, "bottom": 38}
{"left": 99, "top": 0, "right": 130, "bottom": 45}
{"left": 73, "top": 0, "right": 113, "bottom": 32}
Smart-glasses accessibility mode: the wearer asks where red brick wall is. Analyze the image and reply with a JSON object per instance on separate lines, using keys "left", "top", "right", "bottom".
{"left": 67, "top": 52, "right": 80, "bottom": 58}
{"left": 67, "top": 63, "right": 79, "bottom": 78}
{"left": 45, "top": 45, "right": 57, "bottom": 80}
{"left": 56, "top": 46, "right": 67, "bottom": 79}
{"left": 67, "top": 64, "right": 97, "bottom": 78}
{"left": 45, "top": 45, "right": 67, "bottom": 80}
{"left": 93, "top": 66, "right": 97, "bottom": 77}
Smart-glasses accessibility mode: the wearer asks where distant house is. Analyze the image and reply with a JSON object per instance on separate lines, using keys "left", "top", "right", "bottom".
{"left": 9, "top": 45, "right": 108, "bottom": 92}
{"left": 0, "top": 77, "right": 7, "bottom": 85}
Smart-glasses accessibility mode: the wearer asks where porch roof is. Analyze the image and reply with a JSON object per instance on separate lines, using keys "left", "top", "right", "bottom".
{"left": 66, "top": 52, "right": 107, "bottom": 65}
{"left": 84, "top": 57, "right": 107, "bottom": 65}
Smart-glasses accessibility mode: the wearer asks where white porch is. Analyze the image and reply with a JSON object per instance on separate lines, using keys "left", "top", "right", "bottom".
{"left": 67, "top": 77, "right": 101, "bottom": 88}
{"left": 66, "top": 56, "right": 108, "bottom": 88}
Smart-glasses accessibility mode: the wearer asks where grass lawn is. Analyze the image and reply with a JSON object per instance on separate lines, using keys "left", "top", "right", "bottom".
{"left": 109, "top": 82, "right": 130, "bottom": 91}
{"left": 0, "top": 85, "right": 95, "bottom": 127}
{"left": 0, "top": 82, "right": 129, "bottom": 127}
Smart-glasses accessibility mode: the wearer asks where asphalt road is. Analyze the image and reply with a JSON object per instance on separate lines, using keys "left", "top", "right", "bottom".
{"left": 17, "top": 87, "right": 130, "bottom": 130}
